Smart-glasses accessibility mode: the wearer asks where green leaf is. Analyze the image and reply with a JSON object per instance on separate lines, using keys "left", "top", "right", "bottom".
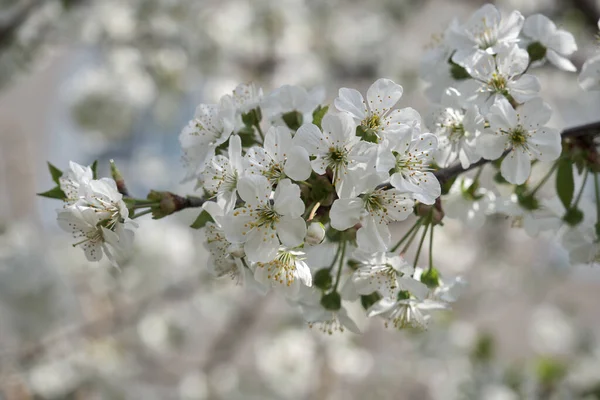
{"left": 91, "top": 160, "right": 98, "bottom": 179}
{"left": 190, "top": 210, "right": 214, "bottom": 229}
{"left": 47, "top": 162, "right": 63, "bottom": 184}
{"left": 282, "top": 111, "right": 303, "bottom": 131}
{"left": 312, "top": 105, "right": 329, "bottom": 129}
{"left": 37, "top": 186, "right": 66, "bottom": 200}
{"left": 556, "top": 159, "right": 574, "bottom": 210}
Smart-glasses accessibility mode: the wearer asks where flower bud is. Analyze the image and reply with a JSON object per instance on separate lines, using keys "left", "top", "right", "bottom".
{"left": 305, "top": 222, "right": 326, "bottom": 246}
{"left": 320, "top": 291, "right": 341, "bottom": 311}
{"left": 314, "top": 268, "right": 332, "bottom": 290}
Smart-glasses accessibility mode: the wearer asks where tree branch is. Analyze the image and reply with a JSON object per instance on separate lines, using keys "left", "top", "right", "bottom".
{"left": 434, "top": 121, "right": 600, "bottom": 184}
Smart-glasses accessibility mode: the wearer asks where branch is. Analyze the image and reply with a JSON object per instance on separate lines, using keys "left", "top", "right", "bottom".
{"left": 434, "top": 121, "right": 600, "bottom": 184}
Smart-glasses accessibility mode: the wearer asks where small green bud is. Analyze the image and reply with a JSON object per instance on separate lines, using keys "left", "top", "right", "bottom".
{"left": 527, "top": 42, "right": 547, "bottom": 63}
{"left": 396, "top": 290, "right": 411, "bottom": 301}
{"left": 320, "top": 291, "right": 341, "bottom": 311}
{"left": 314, "top": 268, "right": 333, "bottom": 290}
{"left": 420, "top": 268, "right": 440, "bottom": 289}
{"left": 282, "top": 111, "right": 303, "bottom": 131}
{"left": 471, "top": 333, "right": 495, "bottom": 362}
{"left": 563, "top": 207, "right": 584, "bottom": 226}
{"left": 517, "top": 193, "right": 539, "bottom": 210}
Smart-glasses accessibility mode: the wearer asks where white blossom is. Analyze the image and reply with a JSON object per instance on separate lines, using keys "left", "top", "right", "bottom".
{"left": 179, "top": 95, "right": 236, "bottom": 181}
{"left": 58, "top": 161, "right": 94, "bottom": 204}
{"left": 377, "top": 132, "right": 441, "bottom": 205}
{"left": 447, "top": 4, "right": 524, "bottom": 67}
{"left": 334, "top": 78, "right": 414, "bottom": 142}
{"left": 477, "top": 97, "right": 561, "bottom": 185}
{"left": 330, "top": 172, "right": 414, "bottom": 252}
{"left": 458, "top": 44, "right": 539, "bottom": 113}
{"left": 57, "top": 178, "right": 134, "bottom": 267}
{"left": 427, "top": 87, "right": 484, "bottom": 169}
{"left": 245, "top": 126, "right": 311, "bottom": 183}
{"left": 293, "top": 113, "right": 376, "bottom": 197}
{"left": 522, "top": 14, "right": 577, "bottom": 72}
{"left": 231, "top": 82, "right": 263, "bottom": 114}
{"left": 352, "top": 251, "right": 429, "bottom": 299}
{"left": 222, "top": 176, "right": 306, "bottom": 263}
{"left": 367, "top": 296, "right": 448, "bottom": 330}
{"left": 201, "top": 135, "right": 243, "bottom": 211}
{"left": 252, "top": 248, "right": 312, "bottom": 296}
{"left": 443, "top": 177, "right": 495, "bottom": 230}
{"left": 263, "top": 85, "right": 324, "bottom": 127}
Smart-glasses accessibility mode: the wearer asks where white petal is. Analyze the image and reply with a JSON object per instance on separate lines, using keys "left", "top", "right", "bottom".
{"left": 488, "top": 96, "right": 517, "bottom": 131}
{"left": 334, "top": 87, "right": 366, "bottom": 120}
{"left": 496, "top": 45, "right": 529, "bottom": 77}
{"left": 245, "top": 227, "right": 279, "bottom": 263}
{"left": 546, "top": 50, "right": 577, "bottom": 72}
{"left": 264, "top": 126, "right": 293, "bottom": 163}
{"left": 274, "top": 179, "right": 304, "bottom": 218}
{"left": 356, "top": 218, "right": 391, "bottom": 252}
{"left": 276, "top": 216, "right": 307, "bottom": 247}
{"left": 321, "top": 113, "right": 356, "bottom": 145}
{"left": 221, "top": 211, "right": 254, "bottom": 243}
{"left": 237, "top": 175, "right": 271, "bottom": 207}
{"left": 579, "top": 55, "right": 600, "bottom": 91}
{"left": 477, "top": 131, "right": 508, "bottom": 160}
{"left": 498, "top": 10, "right": 524, "bottom": 43}
{"left": 528, "top": 127, "right": 561, "bottom": 162}
{"left": 547, "top": 30, "right": 577, "bottom": 55}
{"left": 284, "top": 146, "right": 312, "bottom": 181}
{"left": 330, "top": 198, "right": 363, "bottom": 231}
{"left": 508, "top": 74, "right": 541, "bottom": 103}
{"left": 367, "top": 298, "right": 396, "bottom": 317}
{"left": 501, "top": 148, "right": 531, "bottom": 184}
{"left": 366, "top": 78, "right": 403, "bottom": 116}
{"left": 228, "top": 135, "right": 243, "bottom": 172}
{"left": 519, "top": 98, "right": 552, "bottom": 127}
{"left": 293, "top": 123, "right": 325, "bottom": 155}
{"left": 523, "top": 14, "right": 554, "bottom": 41}
{"left": 397, "top": 277, "right": 429, "bottom": 300}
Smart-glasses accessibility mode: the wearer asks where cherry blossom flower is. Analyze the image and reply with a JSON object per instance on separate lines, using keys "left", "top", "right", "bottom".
{"left": 477, "top": 97, "right": 561, "bottom": 185}
{"left": 222, "top": 176, "right": 306, "bottom": 263}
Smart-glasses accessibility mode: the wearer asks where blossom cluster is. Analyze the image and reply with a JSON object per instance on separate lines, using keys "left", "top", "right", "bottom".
{"left": 52, "top": 162, "right": 136, "bottom": 267}
{"left": 40, "top": 4, "right": 600, "bottom": 333}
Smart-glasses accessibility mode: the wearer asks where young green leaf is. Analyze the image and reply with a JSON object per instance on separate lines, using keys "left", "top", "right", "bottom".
{"left": 37, "top": 186, "right": 66, "bottom": 200}
{"left": 312, "top": 105, "right": 329, "bottom": 129}
{"left": 556, "top": 159, "right": 574, "bottom": 210}
{"left": 47, "top": 162, "right": 63, "bottom": 184}
{"left": 190, "top": 210, "right": 214, "bottom": 229}
{"left": 91, "top": 160, "right": 98, "bottom": 179}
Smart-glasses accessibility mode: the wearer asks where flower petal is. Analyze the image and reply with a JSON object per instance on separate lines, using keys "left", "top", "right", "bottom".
{"left": 366, "top": 78, "right": 403, "bottom": 116}
{"left": 276, "top": 216, "right": 307, "bottom": 247}
{"left": 501, "top": 148, "right": 531, "bottom": 184}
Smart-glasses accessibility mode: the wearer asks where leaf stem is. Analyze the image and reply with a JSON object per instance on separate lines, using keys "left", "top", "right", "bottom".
{"left": 530, "top": 160, "right": 559, "bottom": 197}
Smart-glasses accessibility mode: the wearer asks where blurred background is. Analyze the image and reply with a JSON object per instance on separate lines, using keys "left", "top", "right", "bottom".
{"left": 1, "top": 0, "right": 600, "bottom": 399}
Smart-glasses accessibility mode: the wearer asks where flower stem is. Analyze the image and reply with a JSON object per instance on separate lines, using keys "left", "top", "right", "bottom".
{"left": 428, "top": 222, "right": 435, "bottom": 271}
{"left": 413, "top": 217, "right": 430, "bottom": 270}
{"left": 130, "top": 202, "right": 159, "bottom": 210}
{"left": 390, "top": 217, "right": 423, "bottom": 252}
{"left": 400, "top": 219, "right": 424, "bottom": 255}
{"left": 529, "top": 160, "right": 559, "bottom": 197}
{"left": 132, "top": 209, "right": 153, "bottom": 219}
{"left": 572, "top": 168, "right": 590, "bottom": 209}
{"left": 473, "top": 165, "right": 485, "bottom": 183}
{"left": 333, "top": 235, "right": 347, "bottom": 291}
{"left": 595, "top": 173, "right": 600, "bottom": 229}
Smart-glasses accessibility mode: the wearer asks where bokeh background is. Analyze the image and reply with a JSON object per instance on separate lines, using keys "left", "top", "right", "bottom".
{"left": 2, "top": 0, "right": 600, "bottom": 399}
